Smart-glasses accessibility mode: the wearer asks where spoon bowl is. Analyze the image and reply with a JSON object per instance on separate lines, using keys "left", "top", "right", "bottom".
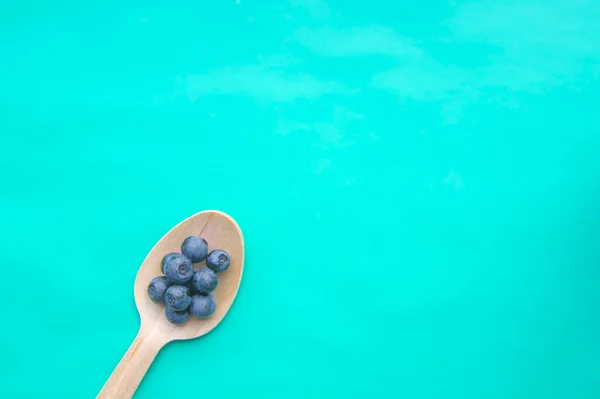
{"left": 97, "top": 210, "right": 244, "bottom": 398}
{"left": 135, "top": 210, "right": 244, "bottom": 339}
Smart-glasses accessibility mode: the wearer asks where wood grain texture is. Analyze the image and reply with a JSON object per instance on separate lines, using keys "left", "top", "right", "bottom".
{"left": 97, "top": 210, "right": 244, "bottom": 398}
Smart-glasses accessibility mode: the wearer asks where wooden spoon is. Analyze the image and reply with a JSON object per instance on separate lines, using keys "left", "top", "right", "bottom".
{"left": 97, "top": 210, "right": 244, "bottom": 398}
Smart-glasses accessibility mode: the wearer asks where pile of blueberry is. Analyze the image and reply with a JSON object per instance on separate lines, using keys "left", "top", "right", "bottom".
{"left": 147, "top": 236, "right": 231, "bottom": 325}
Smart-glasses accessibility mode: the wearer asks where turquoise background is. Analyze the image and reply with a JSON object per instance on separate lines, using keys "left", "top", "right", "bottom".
{"left": 1, "top": 1, "right": 600, "bottom": 398}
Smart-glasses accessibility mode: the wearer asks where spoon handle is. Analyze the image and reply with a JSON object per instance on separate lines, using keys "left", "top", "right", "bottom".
{"left": 97, "top": 329, "right": 163, "bottom": 399}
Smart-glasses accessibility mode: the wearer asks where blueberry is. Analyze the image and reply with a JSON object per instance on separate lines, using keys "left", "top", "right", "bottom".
{"left": 166, "top": 307, "right": 189, "bottom": 324}
{"left": 206, "top": 249, "right": 230, "bottom": 273}
{"left": 163, "top": 254, "right": 194, "bottom": 285}
{"left": 191, "top": 268, "right": 218, "bottom": 295}
{"left": 181, "top": 236, "right": 208, "bottom": 263}
{"left": 147, "top": 276, "right": 169, "bottom": 303}
{"left": 161, "top": 252, "right": 181, "bottom": 274}
{"left": 164, "top": 285, "right": 192, "bottom": 311}
{"left": 189, "top": 294, "right": 216, "bottom": 318}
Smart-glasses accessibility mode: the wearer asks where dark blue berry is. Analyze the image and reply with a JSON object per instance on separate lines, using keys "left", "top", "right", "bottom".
{"left": 147, "top": 276, "right": 169, "bottom": 303}
{"left": 164, "top": 285, "right": 192, "bottom": 311}
{"left": 206, "top": 249, "right": 230, "bottom": 273}
{"left": 164, "top": 254, "right": 194, "bottom": 284}
{"left": 166, "top": 307, "right": 189, "bottom": 324}
{"left": 181, "top": 236, "right": 208, "bottom": 263}
{"left": 161, "top": 252, "right": 181, "bottom": 274}
{"left": 192, "top": 268, "right": 218, "bottom": 295}
{"left": 189, "top": 294, "right": 216, "bottom": 318}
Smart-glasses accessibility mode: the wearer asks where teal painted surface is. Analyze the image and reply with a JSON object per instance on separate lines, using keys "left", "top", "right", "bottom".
{"left": 1, "top": 1, "right": 600, "bottom": 397}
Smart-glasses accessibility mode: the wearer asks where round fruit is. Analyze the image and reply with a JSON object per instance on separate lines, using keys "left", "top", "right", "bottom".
{"left": 191, "top": 268, "right": 218, "bottom": 295}
{"left": 147, "top": 276, "right": 169, "bottom": 303}
{"left": 166, "top": 307, "right": 189, "bottom": 324}
{"left": 181, "top": 236, "right": 208, "bottom": 263}
{"left": 206, "top": 249, "right": 230, "bottom": 273}
{"left": 189, "top": 294, "right": 216, "bottom": 318}
{"left": 164, "top": 254, "right": 194, "bottom": 285}
{"left": 164, "top": 285, "right": 192, "bottom": 311}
